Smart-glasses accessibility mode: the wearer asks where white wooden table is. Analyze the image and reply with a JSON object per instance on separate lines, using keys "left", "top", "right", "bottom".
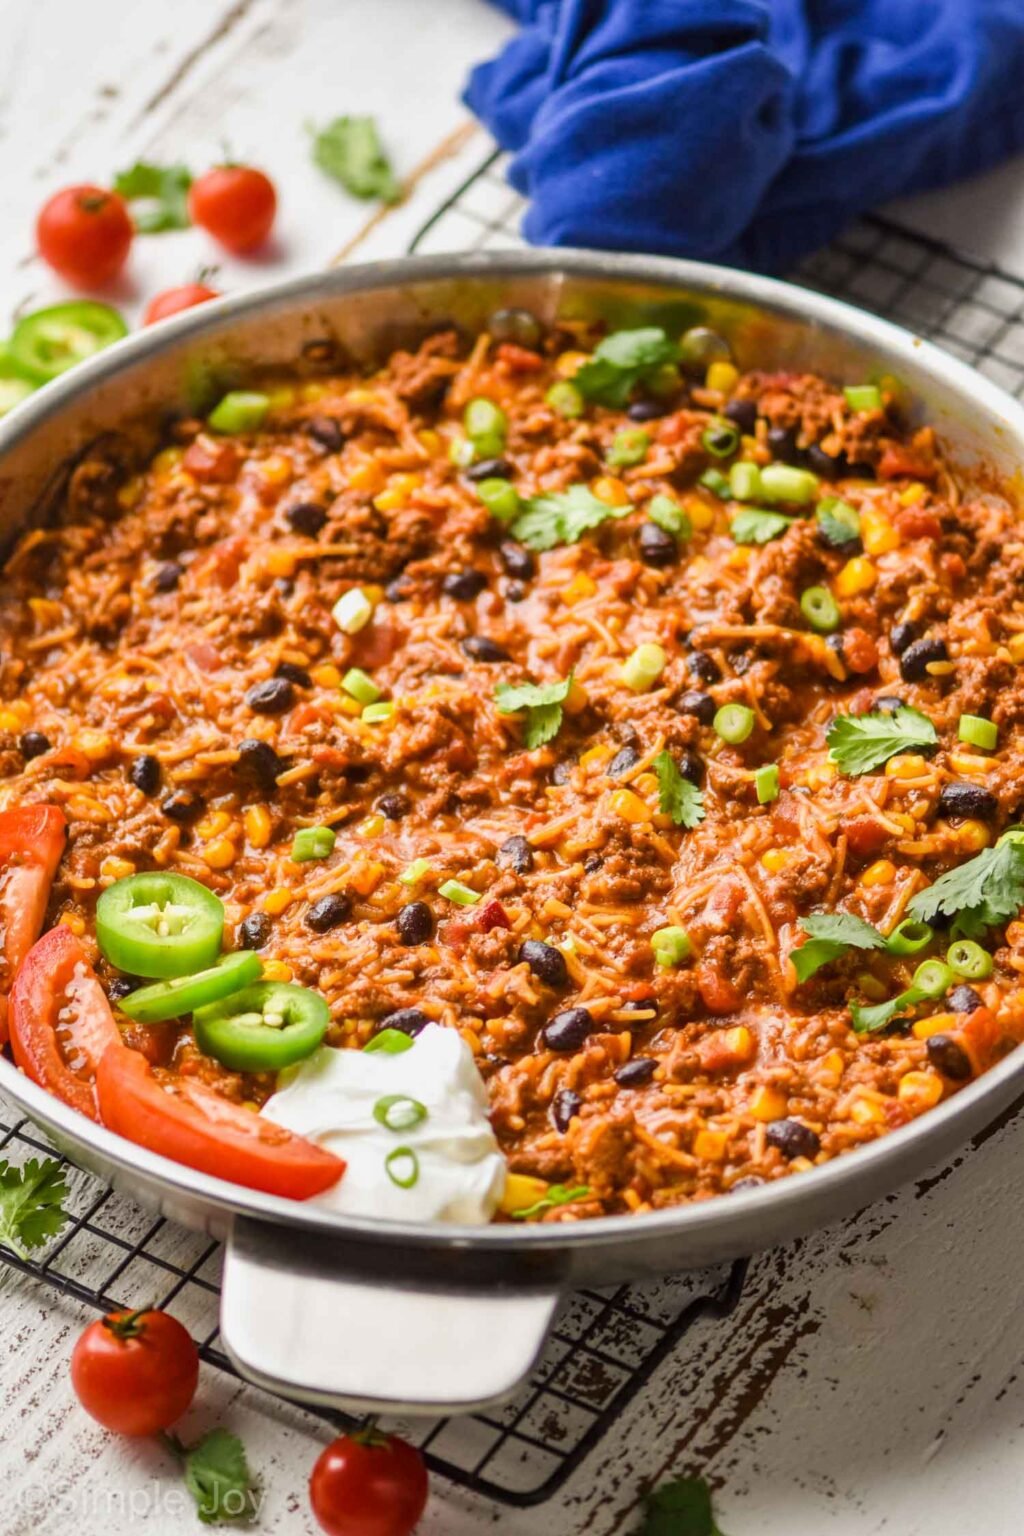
{"left": 3, "top": 3, "right": 1024, "bottom": 1531}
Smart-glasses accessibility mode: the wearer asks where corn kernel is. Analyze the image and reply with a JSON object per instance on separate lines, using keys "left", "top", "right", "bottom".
{"left": 311, "top": 663, "right": 341, "bottom": 687}
{"left": 749, "top": 1085, "right": 788, "bottom": 1122}
{"left": 898, "top": 481, "right": 927, "bottom": 506}
{"left": 592, "top": 475, "right": 631, "bottom": 508}
{"left": 683, "top": 494, "right": 715, "bottom": 531}
{"left": 373, "top": 472, "right": 423, "bottom": 513}
{"left": 835, "top": 557, "right": 877, "bottom": 598}
{"left": 860, "top": 858, "right": 896, "bottom": 888}
{"left": 706, "top": 361, "right": 739, "bottom": 395}
{"left": 860, "top": 508, "right": 900, "bottom": 555}
{"left": 77, "top": 729, "right": 114, "bottom": 763}
{"left": 0, "top": 711, "right": 22, "bottom": 733}
{"left": 460, "top": 1027, "right": 483, "bottom": 1056}
{"left": 957, "top": 819, "right": 990, "bottom": 852}
{"left": 261, "top": 453, "right": 293, "bottom": 488}
{"left": 898, "top": 1069, "right": 944, "bottom": 1111}
{"left": 761, "top": 849, "right": 790, "bottom": 873}
{"left": 816, "top": 1049, "right": 844, "bottom": 1088}
{"left": 264, "top": 546, "right": 299, "bottom": 578}
{"left": 349, "top": 859, "right": 385, "bottom": 897}
{"left": 261, "top": 959, "right": 293, "bottom": 983}
{"left": 912, "top": 1012, "right": 959, "bottom": 1040}
{"left": 358, "top": 814, "right": 385, "bottom": 839}
{"left": 266, "top": 385, "right": 297, "bottom": 411}
{"left": 118, "top": 476, "right": 143, "bottom": 510}
{"left": 564, "top": 678, "right": 589, "bottom": 716}
{"left": 693, "top": 1128, "right": 729, "bottom": 1161}
{"left": 555, "top": 350, "right": 589, "bottom": 378}
{"left": 499, "top": 1172, "right": 550, "bottom": 1214}
{"left": 301, "top": 382, "right": 328, "bottom": 402}
{"left": 723, "top": 1026, "right": 755, "bottom": 1063}
{"left": 562, "top": 572, "right": 597, "bottom": 605}
{"left": 634, "top": 772, "right": 658, "bottom": 796}
{"left": 802, "top": 760, "right": 838, "bottom": 790}
{"left": 58, "top": 912, "right": 86, "bottom": 935}
{"left": 198, "top": 809, "right": 232, "bottom": 840}
{"left": 244, "top": 805, "right": 273, "bottom": 850}
{"left": 263, "top": 887, "right": 294, "bottom": 915}
{"left": 100, "top": 855, "right": 135, "bottom": 881}
{"left": 611, "top": 788, "right": 651, "bottom": 824}
{"left": 885, "top": 754, "right": 929, "bottom": 779}
{"left": 203, "top": 838, "right": 237, "bottom": 870}
{"left": 850, "top": 1093, "right": 886, "bottom": 1125}
{"left": 579, "top": 744, "right": 613, "bottom": 771}
{"left": 418, "top": 429, "right": 441, "bottom": 453}
{"left": 347, "top": 458, "right": 387, "bottom": 495}
{"left": 153, "top": 446, "right": 183, "bottom": 476}
{"left": 337, "top": 694, "right": 363, "bottom": 717}
{"left": 1008, "top": 633, "right": 1024, "bottom": 664}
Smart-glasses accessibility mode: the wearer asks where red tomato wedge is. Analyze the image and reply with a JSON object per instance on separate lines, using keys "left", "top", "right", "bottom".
{"left": 0, "top": 804, "right": 67, "bottom": 1043}
{"left": 95, "top": 1045, "right": 345, "bottom": 1200}
{"left": 9, "top": 925, "right": 120, "bottom": 1120}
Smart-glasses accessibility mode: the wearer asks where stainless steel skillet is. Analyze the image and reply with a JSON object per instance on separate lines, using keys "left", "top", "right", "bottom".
{"left": 1, "top": 250, "right": 1023, "bottom": 1415}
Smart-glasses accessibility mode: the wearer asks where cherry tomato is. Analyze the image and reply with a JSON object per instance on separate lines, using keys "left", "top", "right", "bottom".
{"left": 0, "top": 804, "right": 66, "bottom": 1043}
{"left": 9, "top": 925, "right": 119, "bottom": 1120}
{"left": 71, "top": 1307, "right": 199, "bottom": 1435}
{"left": 310, "top": 1431, "right": 428, "bottom": 1536}
{"left": 188, "top": 166, "right": 276, "bottom": 253}
{"left": 36, "top": 185, "right": 133, "bottom": 289}
{"left": 143, "top": 283, "right": 220, "bottom": 326}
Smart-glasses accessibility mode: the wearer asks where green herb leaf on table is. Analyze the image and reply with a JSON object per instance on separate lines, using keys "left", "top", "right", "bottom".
{"left": 180, "top": 1429, "right": 258, "bottom": 1526}
{"left": 909, "top": 834, "right": 1024, "bottom": 937}
{"left": 113, "top": 162, "right": 193, "bottom": 233}
{"left": 574, "top": 327, "right": 680, "bottom": 408}
{"left": 510, "top": 1183, "right": 591, "bottom": 1220}
{"left": 311, "top": 116, "right": 401, "bottom": 203}
{"left": 495, "top": 673, "right": 574, "bottom": 750}
{"left": 653, "top": 750, "right": 705, "bottom": 829}
{"left": 637, "top": 1473, "right": 726, "bottom": 1536}
{"left": 791, "top": 912, "right": 886, "bottom": 983}
{"left": 730, "top": 508, "right": 793, "bottom": 545}
{"left": 0, "top": 1157, "right": 70, "bottom": 1257}
{"left": 826, "top": 705, "right": 937, "bottom": 776}
{"left": 509, "top": 483, "right": 632, "bottom": 552}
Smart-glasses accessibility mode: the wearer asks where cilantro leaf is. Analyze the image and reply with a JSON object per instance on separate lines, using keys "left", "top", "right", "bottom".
{"left": 574, "top": 327, "right": 680, "bottom": 408}
{"left": 113, "top": 162, "right": 192, "bottom": 233}
{"left": 311, "top": 116, "right": 401, "bottom": 203}
{"left": 638, "top": 1474, "right": 726, "bottom": 1536}
{"left": 510, "top": 1183, "right": 591, "bottom": 1219}
{"left": 510, "top": 484, "right": 631, "bottom": 552}
{"left": 850, "top": 984, "right": 925, "bottom": 1035}
{"left": 826, "top": 706, "right": 937, "bottom": 776}
{"left": 181, "top": 1429, "right": 257, "bottom": 1526}
{"left": 909, "top": 835, "right": 1024, "bottom": 936}
{"left": 0, "top": 1158, "right": 70, "bottom": 1257}
{"left": 653, "top": 750, "right": 705, "bottom": 829}
{"left": 791, "top": 912, "right": 886, "bottom": 983}
{"left": 730, "top": 508, "right": 793, "bottom": 545}
{"left": 495, "top": 673, "right": 573, "bottom": 749}
{"left": 816, "top": 498, "right": 861, "bottom": 548}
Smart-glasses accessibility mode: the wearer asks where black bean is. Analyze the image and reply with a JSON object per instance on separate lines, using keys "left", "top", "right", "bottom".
{"left": 639, "top": 522, "right": 677, "bottom": 567}
{"left": 20, "top": 731, "right": 51, "bottom": 760}
{"left": 238, "top": 913, "right": 272, "bottom": 950}
{"left": 724, "top": 398, "right": 757, "bottom": 433}
{"left": 766, "top": 1118, "right": 821, "bottom": 1160}
{"left": 926, "top": 1033, "right": 973, "bottom": 1081}
{"left": 129, "top": 754, "right": 160, "bottom": 795}
{"left": 675, "top": 689, "right": 716, "bottom": 724}
{"left": 627, "top": 399, "right": 666, "bottom": 422}
{"left": 275, "top": 662, "right": 312, "bottom": 689}
{"left": 245, "top": 677, "right": 295, "bottom": 715}
{"left": 378, "top": 1006, "right": 429, "bottom": 1038}
{"left": 307, "top": 416, "right": 344, "bottom": 453}
{"left": 874, "top": 695, "right": 905, "bottom": 715}
{"left": 285, "top": 500, "right": 327, "bottom": 536}
{"left": 461, "top": 635, "right": 509, "bottom": 663}
{"left": 153, "top": 561, "right": 183, "bottom": 592}
{"left": 305, "top": 893, "right": 351, "bottom": 933}
{"left": 552, "top": 760, "right": 574, "bottom": 786}
{"left": 622, "top": 996, "right": 658, "bottom": 1018}
{"left": 519, "top": 939, "right": 568, "bottom": 988}
{"left": 551, "top": 1088, "right": 582, "bottom": 1133}
{"left": 583, "top": 853, "right": 603, "bottom": 873}
{"left": 677, "top": 750, "right": 704, "bottom": 785}
{"left": 688, "top": 651, "right": 721, "bottom": 685}
{"left": 488, "top": 307, "right": 542, "bottom": 348}
{"left": 107, "top": 977, "right": 138, "bottom": 1002}
{"left": 805, "top": 444, "right": 846, "bottom": 479}
{"left": 397, "top": 901, "right": 433, "bottom": 946}
{"left": 899, "top": 636, "right": 948, "bottom": 682}
{"left": 236, "top": 738, "right": 283, "bottom": 792}
{"left": 498, "top": 834, "right": 533, "bottom": 873}
{"left": 499, "top": 540, "right": 535, "bottom": 580}
{"left": 505, "top": 581, "right": 526, "bottom": 603}
{"left": 608, "top": 745, "right": 640, "bottom": 778}
{"left": 767, "top": 425, "right": 797, "bottom": 459}
{"left": 938, "top": 782, "right": 999, "bottom": 821}
{"left": 543, "top": 1006, "right": 593, "bottom": 1052}
{"left": 161, "top": 789, "right": 202, "bottom": 823}
{"left": 949, "top": 983, "right": 984, "bottom": 1014}
{"left": 728, "top": 1175, "right": 766, "bottom": 1194}
{"left": 466, "top": 457, "right": 514, "bottom": 483}
{"left": 442, "top": 569, "right": 487, "bottom": 601}
{"left": 614, "top": 1057, "right": 657, "bottom": 1088}
{"left": 385, "top": 574, "right": 415, "bottom": 603}
{"left": 890, "top": 621, "right": 917, "bottom": 656}
{"left": 376, "top": 792, "right": 410, "bottom": 820}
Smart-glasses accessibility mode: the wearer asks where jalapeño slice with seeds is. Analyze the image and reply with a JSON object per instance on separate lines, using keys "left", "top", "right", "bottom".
{"left": 96, "top": 872, "right": 224, "bottom": 979}
{"left": 193, "top": 981, "right": 329, "bottom": 1072}
{"left": 118, "top": 950, "right": 262, "bottom": 1023}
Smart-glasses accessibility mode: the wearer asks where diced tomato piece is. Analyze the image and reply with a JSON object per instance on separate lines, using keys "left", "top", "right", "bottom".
{"left": 0, "top": 804, "right": 66, "bottom": 1043}
{"left": 696, "top": 967, "right": 743, "bottom": 1016}
{"left": 941, "top": 552, "right": 966, "bottom": 582}
{"left": 846, "top": 817, "right": 890, "bottom": 857}
{"left": 184, "top": 640, "right": 224, "bottom": 674}
{"left": 894, "top": 506, "right": 942, "bottom": 541}
{"left": 656, "top": 411, "right": 702, "bottom": 447}
{"left": 841, "top": 627, "right": 879, "bottom": 675}
{"left": 878, "top": 446, "right": 937, "bottom": 481}
{"left": 496, "top": 343, "right": 543, "bottom": 374}
{"left": 696, "top": 1024, "right": 755, "bottom": 1070}
{"left": 353, "top": 616, "right": 403, "bottom": 670}
{"left": 477, "top": 898, "right": 510, "bottom": 932}
{"left": 959, "top": 1006, "right": 1002, "bottom": 1071}
{"left": 96, "top": 1045, "right": 345, "bottom": 1199}
{"left": 183, "top": 436, "right": 239, "bottom": 484}
{"left": 8, "top": 926, "right": 120, "bottom": 1120}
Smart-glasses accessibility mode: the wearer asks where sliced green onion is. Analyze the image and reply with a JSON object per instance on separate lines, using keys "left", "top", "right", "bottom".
{"left": 477, "top": 477, "right": 521, "bottom": 523}
{"left": 364, "top": 1029, "right": 415, "bottom": 1055}
{"left": 885, "top": 918, "right": 934, "bottom": 956}
{"left": 464, "top": 397, "right": 507, "bottom": 453}
{"left": 729, "top": 461, "right": 763, "bottom": 501}
{"left": 714, "top": 703, "right": 755, "bottom": 744}
{"left": 648, "top": 362, "right": 683, "bottom": 398}
{"left": 448, "top": 437, "right": 475, "bottom": 468}
{"left": 291, "top": 825, "right": 337, "bottom": 863}
{"left": 622, "top": 642, "right": 667, "bottom": 693}
{"left": 385, "top": 1146, "right": 420, "bottom": 1189}
{"left": 333, "top": 586, "right": 374, "bottom": 634}
{"left": 844, "top": 384, "right": 882, "bottom": 413}
{"left": 912, "top": 958, "right": 954, "bottom": 1000}
{"left": 800, "top": 585, "right": 841, "bottom": 633}
{"left": 607, "top": 427, "right": 649, "bottom": 468}
{"left": 399, "top": 858, "right": 431, "bottom": 886}
{"left": 698, "top": 468, "right": 730, "bottom": 499}
{"left": 652, "top": 925, "right": 693, "bottom": 968}
{"left": 438, "top": 879, "right": 480, "bottom": 905}
{"left": 647, "top": 495, "right": 691, "bottom": 539}
{"left": 958, "top": 713, "right": 998, "bottom": 751}
{"left": 362, "top": 701, "right": 395, "bottom": 723}
{"left": 761, "top": 463, "right": 819, "bottom": 504}
{"left": 946, "top": 939, "right": 993, "bottom": 980}
{"left": 700, "top": 418, "right": 740, "bottom": 458}
{"left": 755, "top": 764, "right": 780, "bottom": 804}
{"left": 545, "top": 380, "right": 584, "bottom": 419}
{"left": 373, "top": 1094, "right": 428, "bottom": 1132}
{"left": 342, "top": 667, "right": 381, "bottom": 705}
{"left": 679, "top": 327, "right": 730, "bottom": 369}
{"left": 207, "top": 390, "right": 270, "bottom": 434}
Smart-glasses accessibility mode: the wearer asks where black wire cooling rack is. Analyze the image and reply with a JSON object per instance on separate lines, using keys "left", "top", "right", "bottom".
{"left": 4, "top": 144, "right": 1024, "bottom": 1511}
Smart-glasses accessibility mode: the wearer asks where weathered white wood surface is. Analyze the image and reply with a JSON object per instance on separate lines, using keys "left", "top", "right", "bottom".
{"left": 2, "top": 3, "right": 1024, "bottom": 1532}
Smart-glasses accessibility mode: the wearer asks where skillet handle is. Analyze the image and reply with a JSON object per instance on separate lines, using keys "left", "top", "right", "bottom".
{"left": 220, "top": 1217, "right": 560, "bottom": 1415}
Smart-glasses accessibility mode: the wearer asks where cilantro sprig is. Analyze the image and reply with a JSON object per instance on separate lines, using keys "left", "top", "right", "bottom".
{"left": 113, "top": 162, "right": 192, "bottom": 233}
{"left": 826, "top": 705, "right": 937, "bottom": 776}
{"left": 791, "top": 913, "right": 886, "bottom": 983}
{"left": 0, "top": 1157, "right": 71, "bottom": 1257}
{"left": 653, "top": 750, "right": 705, "bottom": 829}
{"left": 311, "top": 116, "right": 401, "bottom": 203}
{"left": 509, "top": 484, "right": 631, "bottom": 552}
{"left": 165, "top": 1428, "right": 259, "bottom": 1526}
{"left": 909, "top": 832, "right": 1024, "bottom": 937}
{"left": 637, "top": 1473, "right": 727, "bottom": 1536}
{"left": 495, "top": 673, "right": 574, "bottom": 749}
{"left": 510, "top": 1183, "right": 590, "bottom": 1220}
{"left": 730, "top": 508, "right": 793, "bottom": 545}
{"left": 574, "top": 327, "right": 679, "bottom": 408}
{"left": 849, "top": 986, "right": 928, "bottom": 1035}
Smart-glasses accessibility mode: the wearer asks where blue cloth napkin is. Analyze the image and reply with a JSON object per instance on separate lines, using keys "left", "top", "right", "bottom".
{"left": 464, "top": 0, "right": 1024, "bottom": 273}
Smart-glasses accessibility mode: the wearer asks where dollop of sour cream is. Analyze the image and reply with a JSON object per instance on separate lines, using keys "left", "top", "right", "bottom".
{"left": 261, "top": 1025, "right": 507, "bottom": 1223}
